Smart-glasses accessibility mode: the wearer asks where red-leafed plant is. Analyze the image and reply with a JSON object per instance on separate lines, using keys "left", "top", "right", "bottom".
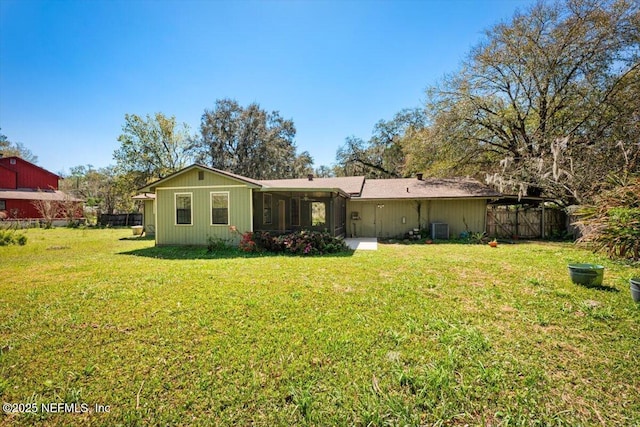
{"left": 238, "top": 231, "right": 258, "bottom": 253}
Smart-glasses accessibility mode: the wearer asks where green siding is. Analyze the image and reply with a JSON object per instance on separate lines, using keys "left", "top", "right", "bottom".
{"left": 347, "top": 199, "right": 488, "bottom": 238}
{"left": 154, "top": 169, "right": 253, "bottom": 246}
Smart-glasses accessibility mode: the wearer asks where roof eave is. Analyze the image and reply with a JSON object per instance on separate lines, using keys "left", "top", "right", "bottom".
{"left": 351, "top": 195, "right": 500, "bottom": 201}
{"left": 258, "top": 186, "right": 350, "bottom": 198}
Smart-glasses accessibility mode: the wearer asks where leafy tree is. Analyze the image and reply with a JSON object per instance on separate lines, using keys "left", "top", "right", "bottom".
{"left": 406, "top": 0, "right": 639, "bottom": 205}
{"left": 113, "top": 113, "right": 193, "bottom": 188}
{"left": 292, "top": 150, "right": 314, "bottom": 178}
{"left": 194, "top": 99, "right": 313, "bottom": 179}
{"left": 60, "top": 165, "right": 133, "bottom": 215}
{"left": 314, "top": 165, "right": 334, "bottom": 178}
{"left": 335, "top": 108, "right": 426, "bottom": 178}
{"left": 0, "top": 129, "right": 38, "bottom": 163}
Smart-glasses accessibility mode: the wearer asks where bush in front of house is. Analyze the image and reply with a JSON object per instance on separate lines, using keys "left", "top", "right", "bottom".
{"left": 206, "top": 235, "right": 233, "bottom": 253}
{"left": 247, "top": 230, "right": 349, "bottom": 255}
{"left": 238, "top": 232, "right": 257, "bottom": 253}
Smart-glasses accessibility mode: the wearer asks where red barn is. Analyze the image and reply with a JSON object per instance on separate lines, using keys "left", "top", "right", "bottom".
{"left": 0, "top": 156, "right": 82, "bottom": 220}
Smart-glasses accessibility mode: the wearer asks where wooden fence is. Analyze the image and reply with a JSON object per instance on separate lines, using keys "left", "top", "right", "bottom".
{"left": 98, "top": 213, "right": 142, "bottom": 227}
{"left": 486, "top": 206, "right": 566, "bottom": 239}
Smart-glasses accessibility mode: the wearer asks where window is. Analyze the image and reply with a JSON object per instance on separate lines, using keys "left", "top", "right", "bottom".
{"left": 311, "top": 202, "right": 326, "bottom": 226}
{"left": 175, "top": 193, "right": 192, "bottom": 225}
{"left": 198, "top": 171, "right": 204, "bottom": 180}
{"left": 0, "top": 200, "right": 5, "bottom": 210}
{"left": 263, "top": 194, "right": 272, "bottom": 225}
{"left": 211, "top": 192, "right": 229, "bottom": 225}
{"left": 291, "top": 197, "right": 300, "bottom": 226}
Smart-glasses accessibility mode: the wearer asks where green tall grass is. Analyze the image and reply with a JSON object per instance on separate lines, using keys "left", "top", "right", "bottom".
{"left": 1, "top": 229, "right": 638, "bottom": 426}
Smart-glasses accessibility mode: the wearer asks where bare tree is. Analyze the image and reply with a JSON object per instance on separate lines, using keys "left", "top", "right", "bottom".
{"left": 31, "top": 192, "right": 61, "bottom": 228}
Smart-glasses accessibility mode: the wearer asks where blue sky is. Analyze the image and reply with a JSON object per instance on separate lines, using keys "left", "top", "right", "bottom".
{"left": 0, "top": 0, "right": 535, "bottom": 175}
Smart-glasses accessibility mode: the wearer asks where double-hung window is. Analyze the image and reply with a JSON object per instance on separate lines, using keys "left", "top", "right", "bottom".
{"left": 175, "top": 193, "right": 192, "bottom": 225}
{"left": 211, "top": 192, "right": 229, "bottom": 225}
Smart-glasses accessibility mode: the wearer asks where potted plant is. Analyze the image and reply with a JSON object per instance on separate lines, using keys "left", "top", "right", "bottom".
{"left": 630, "top": 277, "right": 640, "bottom": 303}
{"left": 567, "top": 263, "right": 605, "bottom": 287}
{"left": 488, "top": 239, "right": 498, "bottom": 248}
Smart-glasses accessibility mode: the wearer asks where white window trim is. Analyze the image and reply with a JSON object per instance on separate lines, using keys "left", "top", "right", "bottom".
{"left": 210, "top": 191, "right": 230, "bottom": 226}
{"left": 174, "top": 192, "right": 193, "bottom": 226}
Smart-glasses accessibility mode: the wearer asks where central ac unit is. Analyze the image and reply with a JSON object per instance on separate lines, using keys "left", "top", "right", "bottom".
{"left": 431, "top": 223, "right": 449, "bottom": 239}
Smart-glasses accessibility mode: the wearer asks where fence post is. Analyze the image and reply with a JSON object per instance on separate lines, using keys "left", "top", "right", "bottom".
{"left": 541, "top": 203, "right": 546, "bottom": 239}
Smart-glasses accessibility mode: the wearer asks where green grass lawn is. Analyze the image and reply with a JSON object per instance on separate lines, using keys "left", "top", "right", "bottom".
{"left": 1, "top": 228, "right": 639, "bottom": 426}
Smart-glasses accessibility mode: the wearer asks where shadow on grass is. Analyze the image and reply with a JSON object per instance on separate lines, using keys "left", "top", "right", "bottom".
{"left": 119, "top": 235, "right": 156, "bottom": 241}
{"left": 578, "top": 283, "right": 620, "bottom": 293}
{"left": 118, "top": 245, "right": 354, "bottom": 260}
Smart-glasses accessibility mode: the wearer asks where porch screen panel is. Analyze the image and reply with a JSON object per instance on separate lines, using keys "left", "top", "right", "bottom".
{"left": 211, "top": 192, "right": 229, "bottom": 225}
{"left": 291, "top": 197, "right": 300, "bottom": 226}
{"left": 311, "top": 202, "right": 326, "bottom": 226}
{"left": 263, "top": 194, "right": 272, "bottom": 224}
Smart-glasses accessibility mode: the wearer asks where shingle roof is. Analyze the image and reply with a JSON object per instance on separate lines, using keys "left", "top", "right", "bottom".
{"left": 355, "top": 177, "right": 501, "bottom": 200}
{"left": 259, "top": 176, "right": 365, "bottom": 195}
{"left": 0, "top": 189, "right": 82, "bottom": 202}
{"left": 138, "top": 164, "right": 500, "bottom": 201}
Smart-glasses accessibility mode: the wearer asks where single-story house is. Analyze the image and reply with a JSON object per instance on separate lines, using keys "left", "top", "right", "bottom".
{"left": 137, "top": 164, "right": 501, "bottom": 246}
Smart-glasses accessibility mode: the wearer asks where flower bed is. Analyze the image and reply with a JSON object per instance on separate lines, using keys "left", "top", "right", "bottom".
{"left": 241, "top": 230, "right": 349, "bottom": 255}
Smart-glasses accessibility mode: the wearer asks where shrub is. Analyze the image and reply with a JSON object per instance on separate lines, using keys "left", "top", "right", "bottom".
{"left": 576, "top": 175, "right": 640, "bottom": 260}
{"left": 252, "top": 230, "right": 349, "bottom": 256}
{"left": 0, "top": 230, "right": 27, "bottom": 246}
{"left": 16, "top": 234, "right": 27, "bottom": 246}
{"left": 206, "top": 236, "right": 232, "bottom": 253}
{"left": 238, "top": 232, "right": 258, "bottom": 253}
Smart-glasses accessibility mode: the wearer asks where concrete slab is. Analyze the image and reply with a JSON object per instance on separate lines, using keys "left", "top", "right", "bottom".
{"left": 345, "top": 237, "right": 378, "bottom": 251}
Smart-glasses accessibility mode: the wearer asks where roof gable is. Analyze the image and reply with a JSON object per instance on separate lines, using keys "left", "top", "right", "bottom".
{"left": 0, "top": 156, "right": 59, "bottom": 179}
{"left": 140, "top": 164, "right": 263, "bottom": 192}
